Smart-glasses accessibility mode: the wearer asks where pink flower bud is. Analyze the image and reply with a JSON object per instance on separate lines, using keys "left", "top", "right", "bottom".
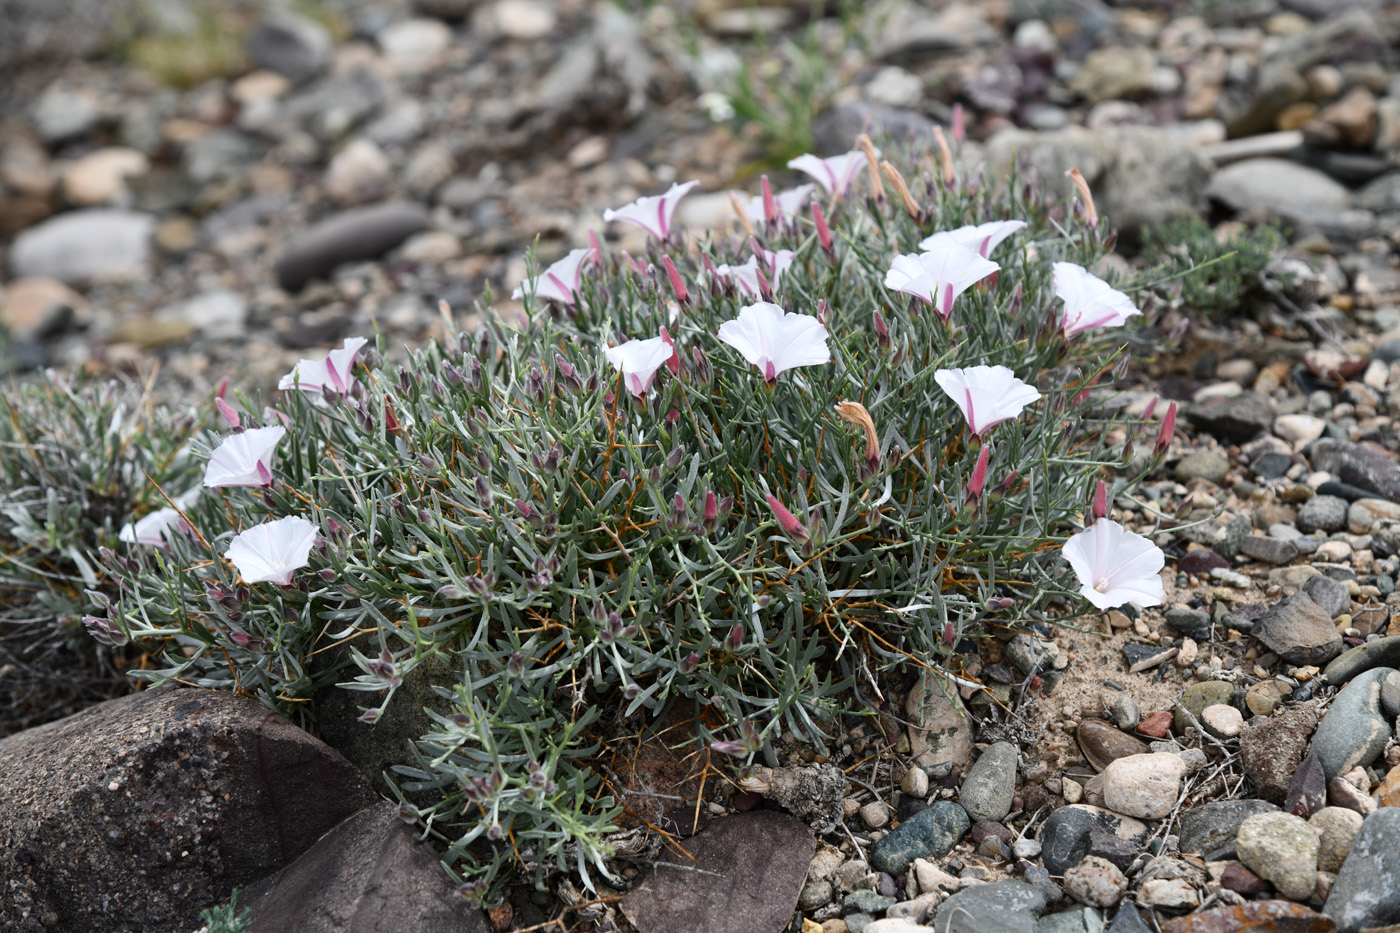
{"left": 765, "top": 493, "right": 809, "bottom": 543}
{"left": 1142, "top": 395, "right": 1158, "bottom": 421}
{"left": 215, "top": 397, "right": 241, "bottom": 429}
{"left": 702, "top": 490, "right": 719, "bottom": 530}
{"left": 812, "top": 201, "right": 832, "bottom": 254}
{"left": 761, "top": 175, "right": 777, "bottom": 225}
{"left": 727, "top": 623, "right": 744, "bottom": 651}
{"left": 966, "top": 444, "right": 990, "bottom": 502}
{"left": 1093, "top": 479, "right": 1108, "bottom": 520}
{"left": 1156, "top": 402, "right": 1177, "bottom": 455}
{"left": 662, "top": 255, "right": 689, "bottom": 305}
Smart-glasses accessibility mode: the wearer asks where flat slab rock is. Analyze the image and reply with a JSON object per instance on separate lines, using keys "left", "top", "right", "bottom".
{"left": 620, "top": 810, "right": 814, "bottom": 933}
{"left": 241, "top": 802, "right": 488, "bottom": 933}
{"left": 0, "top": 686, "right": 375, "bottom": 933}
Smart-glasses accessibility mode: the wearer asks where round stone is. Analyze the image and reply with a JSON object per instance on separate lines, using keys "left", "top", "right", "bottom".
{"left": 1236, "top": 811, "right": 1319, "bottom": 901}
{"left": 1102, "top": 753, "right": 1186, "bottom": 820}
{"left": 1201, "top": 703, "right": 1244, "bottom": 738}
{"left": 1063, "top": 855, "right": 1127, "bottom": 908}
{"left": 1310, "top": 806, "right": 1363, "bottom": 874}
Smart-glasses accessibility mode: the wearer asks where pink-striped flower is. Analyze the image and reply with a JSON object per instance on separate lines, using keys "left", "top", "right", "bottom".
{"left": 919, "top": 220, "right": 1027, "bottom": 259}
{"left": 934, "top": 365, "right": 1041, "bottom": 436}
{"left": 224, "top": 515, "right": 319, "bottom": 586}
{"left": 119, "top": 490, "right": 199, "bottom": 547}
{"left": 278, "top": 337, "right": 367, "bottom": 398}
{"left": 604, "top": 335, "right": 676, "bottom": 398}
{"left": 603, "top": 180, "right": 700, "bottom": 241}
{"left": 1053, "top": 262, "right": 1141, "bottom": 337}
{"left": 787, "top": 151, "right": 869, "bottom": 201}
{"left": 511, "top": 247, "right": 597, "bottom": 305}
{"left": 714, "top": 250, "right": 797, "bottom": 298}
{"left": 716, "top": 301, "right": 830, "bottom": 385}
{"left": 204, "top": 426, "right": 286, "bottom": 488}
{"left": 884, "top": 242, "right": 999, "bottom": 319}
{"left": 1062, "top": 518, "right": 1165, "bottom": 610}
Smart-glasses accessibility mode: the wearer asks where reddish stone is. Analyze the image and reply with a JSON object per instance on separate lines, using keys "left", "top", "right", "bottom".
{"left": 1137, "top": 711, "right": 1173, "bottom": 738}
{"left": 1161, "top": 900, "right": 1336, "bottom": 932}
{"left": 1219, "top": 862, "right": 1271, "bottom": 896}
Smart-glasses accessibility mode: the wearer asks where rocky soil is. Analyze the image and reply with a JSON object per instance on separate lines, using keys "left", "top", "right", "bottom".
{"left": 4, "top": 0, "right": 1400, "bottom": 932}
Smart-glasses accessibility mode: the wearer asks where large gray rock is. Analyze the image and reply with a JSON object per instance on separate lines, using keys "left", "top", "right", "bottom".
{"left": 959, "top": 742, "right": 1018, "bottom": 823}
{"left": 1206, "top": 158, "right": 1351, "bottom": 218}
{"left": 1308, "top": 666, "right": 1400, "bottom": 779}
{"left": 0, "top": 687, "right": 375, "bottom": 933}
{"left": 932, "top": 879, "right": 1048, "bottom": 933}
{"left": 1252, "top": 592, "right": 1344, "bottom": 666}
{"left": 984, "top": 126, "right": 1212, "bottom": 242}
{"left": 1310, "top": 440, "right": 1400, "bottom": 503}
{"left": 9, "top": 209, "right": 155, "bottom": 283}
{"left": 620, "top": 810, "right": 814, "bottom": 933}
{"left": 242, "top": 802, "right": 489, "bottom": 932}
{"left": 1325, "top": 807, "right": 1400, "bottom": 933}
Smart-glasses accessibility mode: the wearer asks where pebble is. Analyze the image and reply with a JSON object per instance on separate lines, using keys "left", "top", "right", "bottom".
{"left": 0, "top": 276, "right": 85, "bottom": 339}
{"left": 1178, "top": 799, "right": 1279, "bottom": 858}
{"left": 1110, "top": 695, "right": 1140, "bottom": 732}
{"left": 1077, "top": 719, "right": 1150, "bottom": 772}
{"left": 1175, "top": 680, "right": 1235, "bottom": 735}
{"left": 378, "top": 19, "right": 453, "bottom": 73}
{"left": 1102, "top": 753, "right": 1186, "bottom": 820}
{"left": 959, "top": 742, "right": 1017, "bottom": 823}
{"left": 1240, "top": 704, "right": 1321, "bottom": 804}
{"left": 900, "top": 768, "right": 928, "bottom": 800}
{"left": 1063, "top": 855, "right": 1127, "bottom": 908}
{"left": 1322, "top": 807, "right": 1400, "bottom": 933}
{"left": 1283, "top": 754, "right": 1327, "bottom": 819}
{"left": 1236, "top": 812, "right": 1319, "bottom": 901}
{"left": 248, "top": 10, "right": 333, "bottom": 84}
{"left": 1039, "top": 805, "right": 1150, "bottom": 876}
{"left": 1175, "top": 450, "right": 1230, "bottom": 485}
{"left": 9, "top": 209, "right": 155, "bottom": 283}
{"left": 868, "top": 802, "right": 968, "bottom": 877}
{"left": 1310, "top": 806, "right": 1363, "bottom": 874}
{"left": 1240, "top": 534, "right": 1300, "bottom": 564}
{"left": 1298, "top": 495, "right": 1350, "bottom": 533}
{"left": 1322, "top": 636, "right": 1400, "bottom": 684}
{"left": 1137, "top": 878, "right": 1199, "bottom": 910}
{"left": 929, "top": 879, "right": 1046, "bottom": 933}
{"left": 1200, "top": 703, "right": 1243, "bottom": 738}
{"left": 860, "top": 801, "right": 890, "bottom": 830}
{"left": 324, "top": 139, "right": 391, "bottom": 206}
{"left": 275, "top": 201, "right": 430, "bottom": 291}
{"left": 1274, "top": 413, "right": 1328, "bottom": 447}
{"left": 1303, "top": 573, "right": 1352, "bottom": 618}
{"left": 62, "top": 147, "right": 149, "bottom": 206}
{"left": 1252, "top": 592, "right": 1344, "bottom": 666}
{"left": 1307, "top": 666, "right": 1400, "bottom": 778}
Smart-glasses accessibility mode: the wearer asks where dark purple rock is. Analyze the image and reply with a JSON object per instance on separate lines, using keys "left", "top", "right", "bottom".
{"left": 275, "top": 201, "right": 430, "bottom": 291}
{"left": 1178, "top": 549, "right": 1229, "bottom": 576}
{"left": 970, "top": 820, "right": 1016, "bottom": 845}
{"left": 619, "top": 810, "right": 814, "bottom": 933}
{"left": 1252, "top": 451, "right": 1294, "bottom": 479}
{"left": 1303, "top": 574, "right": 1352, "bottom": 619}
{"left": 0, "top": 687, "right": 375, "bottom": 933}
{"left": 1284, "top": 754, "right": 1327, "bottom": 819}
{"left": 242, "top": 802, "right": 488, "bottom": 932}
{"left": 1220, "top": 862, "right": 1272, "bottom": 896}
